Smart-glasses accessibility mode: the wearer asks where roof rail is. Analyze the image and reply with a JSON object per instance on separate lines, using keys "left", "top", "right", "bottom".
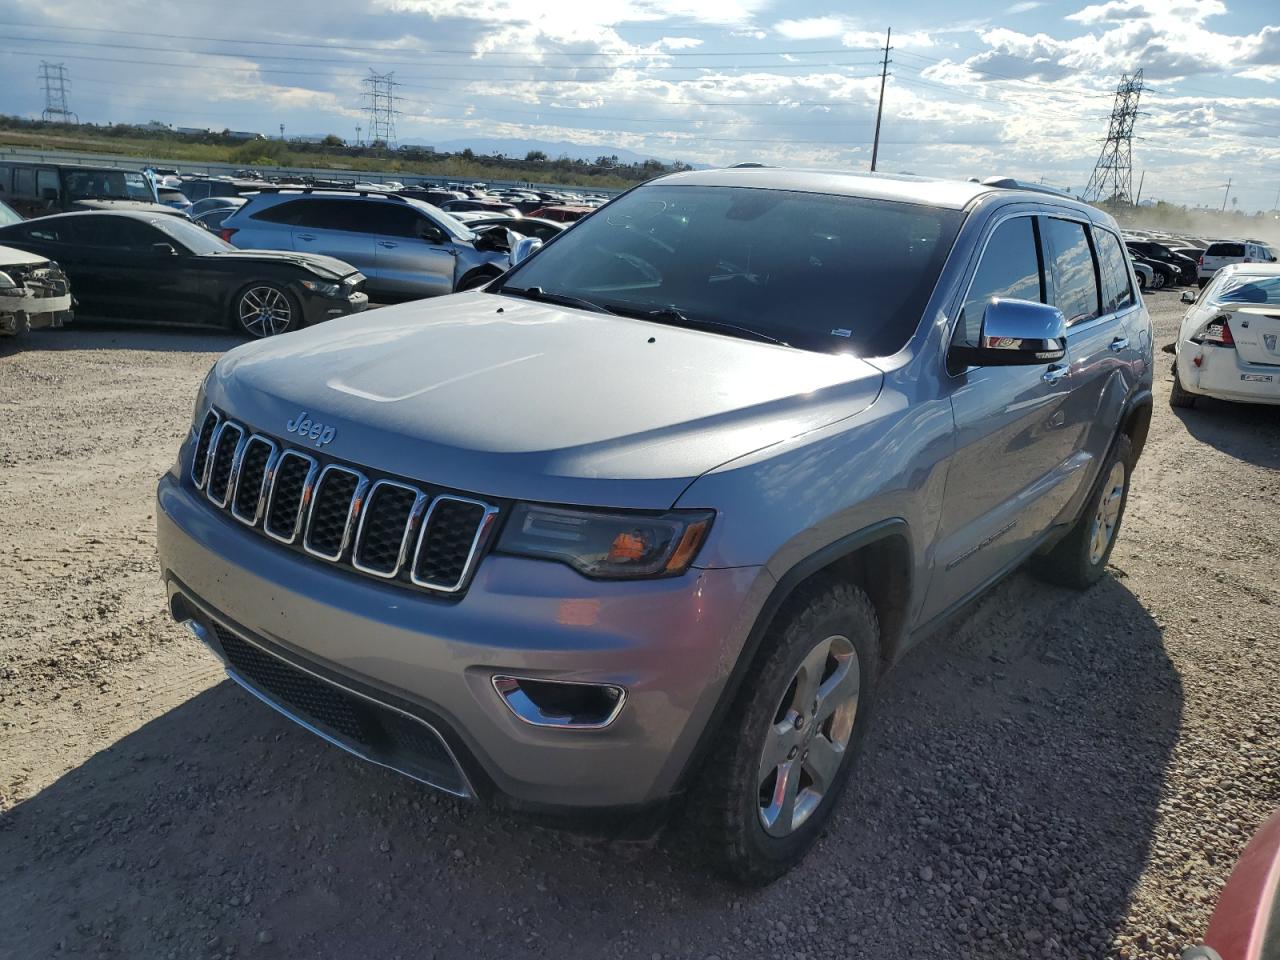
{"left": 980, "top": 176, "right": 1074, "bottom": 199}
{"left": 251, "top": 186, "right": 407, "bottom": 201}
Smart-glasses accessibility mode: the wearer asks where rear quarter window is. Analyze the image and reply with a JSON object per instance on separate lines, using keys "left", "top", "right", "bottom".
{"left": 1094, "top": 229, "right": 1135, "bottom": 314}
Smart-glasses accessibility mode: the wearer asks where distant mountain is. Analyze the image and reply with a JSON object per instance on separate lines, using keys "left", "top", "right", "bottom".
{"left": 420, "top": 137, "right": 706, "bottom": 168}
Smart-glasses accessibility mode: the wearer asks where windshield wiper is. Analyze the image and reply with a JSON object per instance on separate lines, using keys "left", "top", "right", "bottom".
{"left": 617, "top": 304, "right": 789, "bottom": 347}
{"left": 502, "top": 286, "right": 614, "bottom": 315}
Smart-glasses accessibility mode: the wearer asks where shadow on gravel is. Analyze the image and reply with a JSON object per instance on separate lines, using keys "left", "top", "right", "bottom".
{"left": 0, "top": 323, "right": 239, "bottom": 356}
{"left": 0, "top": 569, "right": 1179, "bottom": 960}
{"left": 1172, "top": 400, "right": 1280, "bottom": 469}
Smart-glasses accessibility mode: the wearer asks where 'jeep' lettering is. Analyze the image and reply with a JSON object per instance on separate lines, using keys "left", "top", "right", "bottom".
{"left": 285, "top": 411, "right": 336, "bottom": 448}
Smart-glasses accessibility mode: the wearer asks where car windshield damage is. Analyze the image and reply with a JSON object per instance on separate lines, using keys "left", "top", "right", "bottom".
{"left": 1218, "top": 276, "right": 1280, "bottom": 306}
{"left": 497, "top": 184, "right": 963, "bottom": 355}
{"left": 63, "top": 170, "right": 157, "bottom": 203}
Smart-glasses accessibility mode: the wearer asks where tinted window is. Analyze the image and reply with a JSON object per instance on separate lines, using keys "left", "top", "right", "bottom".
{"left": 1042, "top": 218, "right": 1100, "bottom": 325}
{"left": 957, "top": 216, "right": 1043, "bottom": 347}
{"left": 1094, "top": 229, "right": 1134, "bottom": 314}
{"left": 14, "top": 167, "right": 36, "bottom": 198}
{"left": 152, "top": 216, "right": 233, "bottom": 255}
{"left": 250, "top": 199, "right": 316, "bottom": 226}
{"left": 0, "top": 165, "right": 11, "bottom": 194}
{"left": 36, "top": 169, "right": 59, "bottom": 196}
{"left": 73, "top": 216, "right": 162, "bottom": 248}
{"left": 502, "top": 184, "right": 963, "bottom": 355}
{"left": 20, "top": 221, "right": 69, "bottom": 242}
{"left": 183, "top": 181, "right": 211, "bottom": 201}
{"left": 362, "top": 202, "right": 428, "bottom": 238}
{"left": 1207, "top": 242, "right": 1245, "bottom": 258}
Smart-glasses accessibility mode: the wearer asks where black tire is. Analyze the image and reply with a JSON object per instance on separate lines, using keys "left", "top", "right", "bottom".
{"left": 692, "top": 580, "right": 880, "bottom": 884}
{"left": 1170, "top": 362, "right": 1198, "bottom": 409}
{"left": 1151, "top": 272, "right": 1165, "bottom": 290}
{"left": 232, "top": 282, "right": 300, "bottom": 339}
{"left": 457, "top": 269, "right": 500, "bottom": 291}
{"left": 1030, "top": 433, "right": 1133, "bottom": 590}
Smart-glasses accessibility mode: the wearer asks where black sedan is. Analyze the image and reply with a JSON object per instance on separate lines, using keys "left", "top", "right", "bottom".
{"left": 0, "top": 211, "right": 368, "bottom": 338}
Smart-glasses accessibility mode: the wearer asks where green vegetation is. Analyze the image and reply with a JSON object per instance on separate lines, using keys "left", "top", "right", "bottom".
{"left": 0, "top": 115, "right": 693, "bottom": 188}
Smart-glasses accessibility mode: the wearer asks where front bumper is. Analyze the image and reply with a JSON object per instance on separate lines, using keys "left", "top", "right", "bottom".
{"left": 156, "top": 472, "right": 766, "bottom": 810}
{"left": 300, "top": 289, "right": 369, "bottom": 325}
{"left": 1177, "top": 343, "right": 1280, "bottom": 406}
{"left": 0, "top": 281, "right": 73, "bottom": 333}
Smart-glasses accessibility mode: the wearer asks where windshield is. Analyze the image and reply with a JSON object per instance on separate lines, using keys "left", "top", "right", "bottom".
{"left": 1218, "top": 275, "right": 1280, "bottom": 306}
{"left": 63, "top": 169, "right": 158, "bottom": 203}
{"left": 0, "top": 200, "right": 20, "bottom": 227}
{"left": 153, "top": 216, "right": 234, "bottom": 255}
{"left": 498, "top": 184, "right": 963, "bottom": 355}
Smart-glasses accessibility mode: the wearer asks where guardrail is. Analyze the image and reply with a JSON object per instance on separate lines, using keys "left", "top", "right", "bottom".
{"left": 0, "top": 146, "right": 625, "bottom": 196}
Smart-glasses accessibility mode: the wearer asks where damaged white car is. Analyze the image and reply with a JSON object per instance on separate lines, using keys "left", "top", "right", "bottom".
{"left": 1, "top": 198, "right": 72, "bottom": 339}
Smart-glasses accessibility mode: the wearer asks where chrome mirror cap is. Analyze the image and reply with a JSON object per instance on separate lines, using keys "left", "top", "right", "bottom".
{"left": 952, "top": 298, "right": 1068, "bottom": 367}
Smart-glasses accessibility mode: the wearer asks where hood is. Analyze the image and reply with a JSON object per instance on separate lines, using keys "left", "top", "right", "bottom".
{"left": 71, "top": 199, "right": 182, "bottom": 216}
{"left": 0, "top": 244, "right": 50, "bottom": 268}
{"left": 211, "top": 293, "right": 883, "bottom": 508}
{"left": 206, "top": 249, "right": 359, "bottom": 280}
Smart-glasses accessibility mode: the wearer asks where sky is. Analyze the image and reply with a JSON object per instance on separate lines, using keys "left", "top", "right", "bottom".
{"left": 1, "top": 0, "right": 1278, "bottom": 211}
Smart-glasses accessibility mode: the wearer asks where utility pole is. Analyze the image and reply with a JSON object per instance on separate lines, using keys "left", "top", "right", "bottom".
{"left": 38, "top": 62, "right": 77, "bottom": 124}
{"left": 355, "top": 125, "right": 362, "bottom": 147}
{"left": 1222, "top": 178, "right": 1232, "bottom": 212}
{"left": 279, "top": 123, "right": 285, "bottom": 141}
{"left": 1134, "top": 169, "right": 1145, "bottom": 205}
{"left": 1273, "top": 184, "right": 1279, "bottom": 211}
{"left": 870, "top": 28, "right": 892, "bottom": 172}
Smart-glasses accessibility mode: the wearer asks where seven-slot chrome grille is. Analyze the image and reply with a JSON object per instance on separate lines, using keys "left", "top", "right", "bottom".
{"left": 190, "top": 409, "right": 499, "bottom": 595}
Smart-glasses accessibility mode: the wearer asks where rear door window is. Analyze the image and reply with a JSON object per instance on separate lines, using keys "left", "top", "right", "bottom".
{"left": 13, "top": 167, "right": 36, "bottom": 198}
{"left": 362, "top": 202, "right": 426, "bottom": 238}
{"left": 36, "top": 168, "right": 59, "bottom": 199}
{"left": 1041, "top": 217, "right": 1101, "bottom": 325}
{"left": 250, "top": 199, "right": 317, "bottom": 226}
{"left": 1093, "top": 228, "right": 1135, "bottom": 314}
{"left": 956, "top": 215, "right": 1044, "bottom": 347}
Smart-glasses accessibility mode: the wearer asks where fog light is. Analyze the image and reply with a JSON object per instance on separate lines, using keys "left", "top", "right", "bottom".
{"left": 492, "top": 675, "right": 626, "bottom": 729}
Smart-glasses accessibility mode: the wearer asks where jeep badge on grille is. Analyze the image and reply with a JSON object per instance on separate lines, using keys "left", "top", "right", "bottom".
{"left": 286, "top": 411, "right": 336, "bottom": 448}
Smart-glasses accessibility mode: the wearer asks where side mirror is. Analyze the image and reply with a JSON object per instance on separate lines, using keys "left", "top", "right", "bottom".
{"left": 151, "top": 242, "right": 177, "bottom": 257}
{"left": 1181, "top": 289, "right": 1198, "bottom": 304}
{"left": 951, "top": 299, "right": 1067, "bottom": 367}
{"left": 416, "top": 222, "right": 446, "bottom": 244}
{"left": 509, "top": 236, "right": 542, "bottom": 268}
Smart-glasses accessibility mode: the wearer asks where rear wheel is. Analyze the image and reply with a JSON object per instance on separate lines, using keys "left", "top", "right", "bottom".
{"left": 1170, "top": 362, "right": 1198, "bottom": 408}
{"left": 1151, "top": 271, "right": 1165, "bottom": 290}
{"left": 234, "top": 283, "right": 298, "bottom": 338}
{"left": 693, "top": 581, "right": 879, "bottom": 884}
{"left": 1030, "top": 434, "right": 1132, "bottom": 589}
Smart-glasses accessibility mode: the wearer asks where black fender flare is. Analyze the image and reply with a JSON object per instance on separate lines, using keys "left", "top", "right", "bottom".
{"left": 671, "top": 517, "right": 911, "bottom": 794}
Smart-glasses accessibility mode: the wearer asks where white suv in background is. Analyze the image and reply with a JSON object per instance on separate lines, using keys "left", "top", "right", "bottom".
{"left": 1198, "top": 240, "right": 1278, "bottom": 288}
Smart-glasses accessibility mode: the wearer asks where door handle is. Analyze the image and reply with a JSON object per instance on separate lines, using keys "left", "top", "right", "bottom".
{"left": 1108, "top": 337, "right": 1130, "bottom": 352}
{"left": 296, "top": 233, "right": 316, "bottom": 241}
{"left": 377, "top": 240, "right": 398, "bottom": 249}
{"left": 1042, "top": 364, "right": 1069, "bottom": 384}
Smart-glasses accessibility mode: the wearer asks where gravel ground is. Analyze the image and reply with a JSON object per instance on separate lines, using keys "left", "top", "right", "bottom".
{"left": 1, "top": 292, "right": 1278, "bottom": 960}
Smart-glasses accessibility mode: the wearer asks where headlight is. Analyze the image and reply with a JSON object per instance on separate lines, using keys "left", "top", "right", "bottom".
{"left": 497, "top": 504, "right": 714, "bottom": 579}
{"left": 190, "top": 366, "right": 215, "bottom": 434}
{"left": 300, "top": 279, "right": 342, "bottom": 297}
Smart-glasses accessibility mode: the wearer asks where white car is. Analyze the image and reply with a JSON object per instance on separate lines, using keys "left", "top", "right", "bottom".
{"left": 1172, "top": 263, "right": 1280, "bottom": 408}
{"left": 1197, "top": 240, "right": 1278, "bottom": 288}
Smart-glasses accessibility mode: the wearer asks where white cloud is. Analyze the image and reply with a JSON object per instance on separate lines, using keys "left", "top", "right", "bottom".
{"left": 773, "top": 17, "right": 846, "bottom": 40}
{"left": 1006, "top": 1, "right": 1045, "bottom": 12}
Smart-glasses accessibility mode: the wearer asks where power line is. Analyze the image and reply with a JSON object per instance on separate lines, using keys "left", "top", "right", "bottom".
{"left": 0, "top": 23, "right": 877, "bottom": 58}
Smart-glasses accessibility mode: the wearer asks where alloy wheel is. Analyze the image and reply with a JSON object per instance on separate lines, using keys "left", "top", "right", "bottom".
{"left": 757, "top": 634, "right": 860, "bottom": 837}
{"left": 239, "top": 286, "right": 293, "bottom": 337}
{"left": 1088, "top": 460, "right": 1126, "bottom": 565}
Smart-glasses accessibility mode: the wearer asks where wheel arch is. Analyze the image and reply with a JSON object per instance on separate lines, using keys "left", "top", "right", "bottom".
{"left": 673, "top": 518, "right": 914, "bottom": 794}
{"left": 226, "top": 278, "right": 300, "bottom": 334}
{"left": 1120, "top": 388, "right": 1153, "bottom": 459}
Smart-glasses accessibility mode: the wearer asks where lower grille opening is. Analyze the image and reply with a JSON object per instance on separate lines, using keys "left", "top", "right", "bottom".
{"left": 210, "top": 622, "right": 468, "bottom": 796}
{"left": 493, "top": 675, "right": 626, "bottom": 729}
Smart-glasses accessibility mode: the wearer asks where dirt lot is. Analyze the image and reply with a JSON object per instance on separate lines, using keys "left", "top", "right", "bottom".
{"left": 2, "top": 292, "right": 1278, "bottom": 960}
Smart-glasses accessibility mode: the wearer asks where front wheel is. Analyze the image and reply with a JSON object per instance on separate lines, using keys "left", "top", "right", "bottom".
{"left": 693, "top": 581, "right": 879, "bottom": 884}
{"left": 234, "top": 283, "right": 299, "bottom": 338}
{"left": 1030, "top": 433, "right": 1132, "bottom": 589}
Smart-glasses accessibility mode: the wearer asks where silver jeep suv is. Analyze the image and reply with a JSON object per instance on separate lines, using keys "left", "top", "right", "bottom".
{"left": 219, "top": 189, "right": 513, "bottom": 301}
{"left": 157, "top": 168, "right": 1154, "bottom": 882}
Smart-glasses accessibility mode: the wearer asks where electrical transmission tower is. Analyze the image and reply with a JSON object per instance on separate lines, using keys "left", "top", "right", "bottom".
{"left": 362, "top": 71, "right": 398, "bottom": 147}
{"left": 38, "top": 62, "right": 78, "bottom": 124}
{"left": 1084, "top": 69, "right": 1144, "bottom": 205}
